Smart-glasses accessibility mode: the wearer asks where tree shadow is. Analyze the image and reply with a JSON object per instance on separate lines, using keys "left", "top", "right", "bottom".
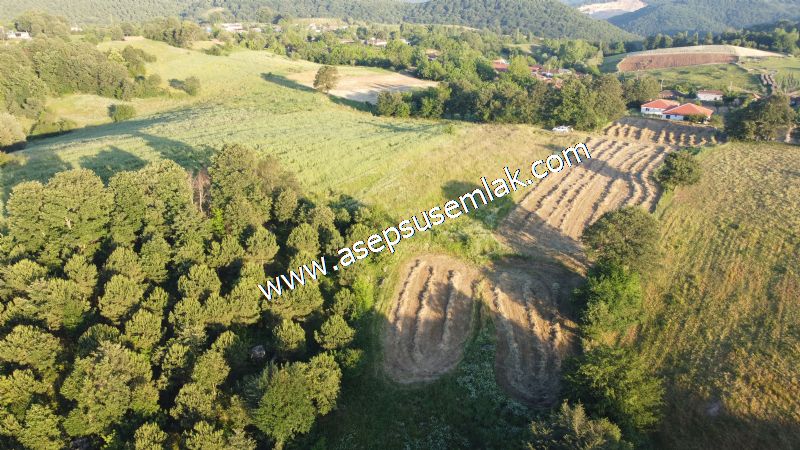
{"left": 77, "top": 147, "right": 148, "bottom": 183}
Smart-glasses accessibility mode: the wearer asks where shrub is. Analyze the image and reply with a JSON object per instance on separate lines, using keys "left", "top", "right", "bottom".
{"left": 565, "top": 346, "right": 664, "bottom": 436}
{"left": 376, "top": 91, "right": 410, "bottom": 117}
{"left": 655, "top": 151, "right": 701, "bottom": 190}
{"left": 313, "top": 66, "right": 339, "bottom": 93}
{"left": 581, "top": 207, "right": 659, "bottom": 273}
{"left": 579, "top": 263, "right": 643, "bottom": 341}
{"left": 183, "top": 76, "right": 201, "bottom": 96}
{"left": 109, "top": 104, "right": 136, "bottom": 122}
{"left": 0, "top": 113, "right": 26, "bottom": 150}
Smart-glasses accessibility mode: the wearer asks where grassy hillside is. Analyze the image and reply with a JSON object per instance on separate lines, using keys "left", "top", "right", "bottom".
{"left": 609, "top": 0, "right": 800, "bottom": 35}
{"left": 2, "top": 39, "right": 575, "bottom": 222}
{"left": 641, "top": 142, "right": 800, "bottom": 448}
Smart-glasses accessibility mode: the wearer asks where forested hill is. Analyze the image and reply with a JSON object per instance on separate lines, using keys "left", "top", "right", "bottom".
{"left": 404, "top": 0, "right": 638, "bottom": 41}
{"left": 608, "top": 0, "right": 800, "bottom": 35}
{"left": 0, "top": 0, "right": 638, "bottom": 42}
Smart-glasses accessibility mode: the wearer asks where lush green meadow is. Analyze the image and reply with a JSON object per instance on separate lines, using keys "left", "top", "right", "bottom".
{"left": 642, "top": 142, "right": 800, "bottom": 449}
{"left": 4, "top": 39, "right": 577, "bottom": 223}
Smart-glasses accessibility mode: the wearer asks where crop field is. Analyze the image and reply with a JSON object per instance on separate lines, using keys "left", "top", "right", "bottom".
{"left": 383, "top": 255, "right": 481, "bottom": 383}
{"left": 287, "top": 68, "right": 438, "bottom": 104}
{"left": 640, "top": 142, "right": 800, "bottom": 449}
{"left": 616, "top": 45, "right": 783, "bottom": 72}
{"left": 497, "top": 117, "right": 715, "bottom": 269}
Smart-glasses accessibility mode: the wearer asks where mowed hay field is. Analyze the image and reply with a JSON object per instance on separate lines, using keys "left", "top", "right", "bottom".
{"left": 1, "top": 39, "right": 578, "bottom": 221}
{"left": 287, "top": 68, "right": 438, "bottom": 104}
{"left": 640, "top": 142, "right": 800, "bottom": 449}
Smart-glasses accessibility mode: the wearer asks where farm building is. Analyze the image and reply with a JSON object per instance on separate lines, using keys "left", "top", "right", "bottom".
{"left": 661, "top": 103, "right": 714, "bottom": 121}
{"left": 697, "top": 90, "right": 724, "bottom": 102}
{"left": 492, "top": 59, "right": 509, "bottom": 72}
{"left": 4, "top": 30, "right": 31, "bottom": 40}
{"left": 220, "top": 23, "right": 244, "bottom": 33}
{"left": 659, "top": 89, "right": 683, "bottom": 99}
{"left": 641, "top": 99, "right": 680, "bottom": 115}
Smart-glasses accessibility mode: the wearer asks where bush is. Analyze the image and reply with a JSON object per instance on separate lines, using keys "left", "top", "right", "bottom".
{"left": 313, "top": 65, "right": 339, "bottom": 93}
{"left": 564, "top": 346, "right": 664, "bottom": 436}
{"left": 376, "top": 91, "right": 410, "bottom": 117}
{"left": 109, "top": 104, "right": 136, "bottom": 122}
{"left": 655, "top": 151, "right": 701, "bottom": 190}
{"left": 581, "top": 207, "right": 659, "bottom": 273}
{"left": 183, "top": 76, "right": 201, "bottom": 96}
{"left": 0, "top": 113, "right": 26, "bottom": 150}
{"left": 171, "top": 77, "right": 201, "bottom": 96}
{"left": 579, "top": 263, "right": 643, "bottom": 341}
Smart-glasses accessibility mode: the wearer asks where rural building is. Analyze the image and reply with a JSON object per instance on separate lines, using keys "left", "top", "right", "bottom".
{"left": 659, "top": 89, "right": 682, "bottom": 99}
{"left": 697, "top": 89, "right": 724, "bottom": 102}
{"left": 492, "top": 59, "right": 509, "bottom": 72}
{"left": 641, "top": 99, "right": 680, "bottom": 115}
{"left": 4, "top": 30, "right": 31, "bottom": 40}
{"left": 661, "top": 103, "right": 714, "bottom": 121}
{"left": 220, "top": 23, "right": 244, "bottom": 33}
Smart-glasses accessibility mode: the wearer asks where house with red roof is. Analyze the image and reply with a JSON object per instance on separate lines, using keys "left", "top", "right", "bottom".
{"left": 641, "top": 99, "right": 680, "bottom": 116}
{"left": 661, "top": 103, "right": 714, "bottom": 121}
{"left": 492, "top": 59, "right": 509, "bottom": 72}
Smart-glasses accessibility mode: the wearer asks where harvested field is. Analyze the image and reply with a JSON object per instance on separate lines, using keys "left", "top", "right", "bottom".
{"left": 603, "top": 117, "right": 719, "bottom": 146}
{"left": 287, "top": 69, "right": 438, "bottom": 104}
{"left": 619, "top": 53, "right": 736, "bottom": 71}
{"left": 500, "top": 142, "right": 665, "bottom": 267}
{"left": 383, "top": 255, "right": 481, "bottom": 383}
{"left": 488, "top": 260, "right": 581, "bottom": 405}
{"left": 616, "top": 45, "right": 783, "bottom": 72}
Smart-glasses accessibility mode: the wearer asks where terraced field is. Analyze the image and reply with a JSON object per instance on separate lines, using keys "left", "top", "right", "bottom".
{"left": 383, "top": 255, "right": 481, "bottom": 383}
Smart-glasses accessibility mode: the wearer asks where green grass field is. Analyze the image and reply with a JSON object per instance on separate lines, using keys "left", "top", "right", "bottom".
{"left": 4, "top": 39, "right": 578, "bottom": 225}
{"left": 642, "top": 142, "right": 800, "bottom": 449}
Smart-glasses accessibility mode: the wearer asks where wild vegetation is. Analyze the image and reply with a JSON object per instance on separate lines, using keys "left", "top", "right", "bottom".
{"left": 0, "top": 143, "right": 379, "bottom": 448}
{"left": 0, "top": 5, "right": 799, "bottom": 449}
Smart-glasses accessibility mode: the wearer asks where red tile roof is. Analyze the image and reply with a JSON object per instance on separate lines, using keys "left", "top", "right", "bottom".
{"left": 492, "top": 61, "right": 509, "bottom": 72}
{"left": 641, "top": 99, "right": 680, "bottom": 110}
{"left": 663, "top": 103, "right": 714, "bottom": 118}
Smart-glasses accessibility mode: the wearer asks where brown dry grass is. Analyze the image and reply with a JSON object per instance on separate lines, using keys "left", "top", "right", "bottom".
{"left": 287, "top": 69, "right": 438, "bottom": 104}
{"left": 383, "top": 255, "right": 481, "bottom": 384}
{"left": 620, "top": 53, "right": 737, "bottom": 71}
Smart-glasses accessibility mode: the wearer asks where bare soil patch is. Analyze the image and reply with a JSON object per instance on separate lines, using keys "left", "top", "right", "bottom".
{"left": 619, "top": 53, "right": 737, "bottom": 71}
{"left": 383, "top": 255, "right": 481, "bottom": 383}
{"left": 487, "top": 259, "right": 581, "bottom": 405}
{"left": 288, "top": 70, "right": 438, "bottom": 104}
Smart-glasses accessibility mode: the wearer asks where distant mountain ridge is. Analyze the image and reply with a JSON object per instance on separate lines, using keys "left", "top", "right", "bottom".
{"left": 0, "top": 0, "right": 639, "bottom": 42}
{"left": 607, "top": 0, "right": 800, "bottom": 35}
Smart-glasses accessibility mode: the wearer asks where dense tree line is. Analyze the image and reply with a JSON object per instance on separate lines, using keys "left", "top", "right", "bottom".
{"left": 0, "top": 144, "right": 376, "bottom": 448}
{"left": 549, "top": 207, "right": 666, "bottom": 445}
{"left": 638, "top": 21, "right": 800, "bottom": 55}
{"left": 725, "top": 93, "right": 798, "bottom": 141}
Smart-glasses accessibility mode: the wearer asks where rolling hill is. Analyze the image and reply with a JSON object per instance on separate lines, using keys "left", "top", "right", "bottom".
{"left": 0, "top": 0, "right": 639, "bottom": 42}
{"left": 608, "top": 0, "right": 800, "bottom": 35}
